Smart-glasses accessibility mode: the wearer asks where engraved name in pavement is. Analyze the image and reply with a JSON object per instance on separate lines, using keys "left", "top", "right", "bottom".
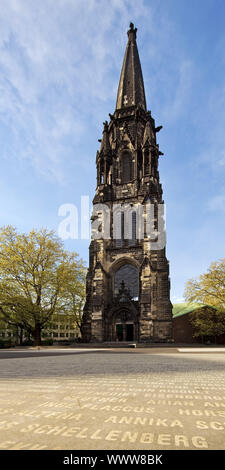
{"left": 0, "top": 374, "right": 225, "bottom": 450}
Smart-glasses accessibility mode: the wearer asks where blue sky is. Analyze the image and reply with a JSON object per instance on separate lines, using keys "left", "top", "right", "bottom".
{"left": 0, "top": 0, "right": 225, "bottom": 303}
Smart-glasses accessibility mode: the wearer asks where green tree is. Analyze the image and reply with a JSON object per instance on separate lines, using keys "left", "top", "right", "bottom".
{"left": 58, "top": 258, "right": 86, "bottom": 335}
{"left": 0, "top": 226, "right": 86, "bottom": 346}
{"left": 184, "top": 258, "right": 225, "bottom": 309}
{"left": 189, "top": 306, "right": 225, "bottom": 343}
{"left": 184, "top": 258, "right": 225, "bottom": 342}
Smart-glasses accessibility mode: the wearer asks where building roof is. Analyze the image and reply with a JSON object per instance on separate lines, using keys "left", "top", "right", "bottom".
{"left": 115, "top": 23, "right": 147, "bottom": 111}
{"left": 172, "top": 302, "right": 209, "bottom": 318}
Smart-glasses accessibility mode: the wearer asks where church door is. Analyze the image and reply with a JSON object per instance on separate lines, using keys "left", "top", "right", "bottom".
{"left": 126, "top": 324, "right": 134, "bottom": 341}
{"left": 116, "top": 324, "right": 123, "bottom": 341}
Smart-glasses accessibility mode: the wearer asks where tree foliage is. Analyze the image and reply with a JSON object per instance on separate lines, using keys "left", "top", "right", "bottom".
{"left": 189, "top": 306, "right": 225, "bottom": 340}
{"left": 0, "top": 226, "right": 86, "bottom": 345}
{"left": 185, "top": 258, "right": 225, "bottom": 340}
{"left": 184, "top": 258, "right": 225, "bottom": 310}
{"left": 55, "top": 254, "right": 86, "bottom": 334}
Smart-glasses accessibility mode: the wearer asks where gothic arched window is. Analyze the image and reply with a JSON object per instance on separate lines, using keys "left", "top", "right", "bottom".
{"left": 128, "top": 211, "right": 137, "bottom": 246}
{"left": 98, "top": 162, "right": 104, "bottom": 184}
{"left": 121, "top": 151, "right": 133, "bottom": 183}
{"left": 144, "top": 150, "right": 150, "bottom": 175}
{"left": 115, "top": 211, "right": 124, "bottom": 247}
{"left": 114, "top": 210, "right": 137, "bottom": 247}
{"left": 114, "top": 264, "right": 139, "bottom": 300}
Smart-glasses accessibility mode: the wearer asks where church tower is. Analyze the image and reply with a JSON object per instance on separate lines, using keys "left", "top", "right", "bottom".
{"left": 82, "top": 23, "right": 173, "bottom": 343}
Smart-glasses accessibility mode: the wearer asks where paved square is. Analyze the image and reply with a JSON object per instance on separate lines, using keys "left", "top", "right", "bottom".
{"left": 0, "top": 348, "right": 225, "bottom": 450}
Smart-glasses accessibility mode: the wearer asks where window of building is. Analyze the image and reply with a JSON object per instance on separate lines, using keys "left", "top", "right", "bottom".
{"left": 114, "top": 264, "right": 139, "bottom": 300}
{"left": 144, "top": 150, "right": 150, "bottom": 175}
{"left": 128, "top": 211, "right": 137, "bottom": 246}
{"left": 122, "top": 152, "right": 133, "bottom": 183}
{"left": 115, "top": 211, "right": 124, "bottom": 247}
{"left": 115, "top": 210, "right": 137, "bottom": 247}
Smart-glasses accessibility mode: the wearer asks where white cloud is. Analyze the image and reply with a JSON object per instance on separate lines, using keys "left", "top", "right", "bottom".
{"left": 208, "top": 194, "right": 225, "bottom": 212}
{"left": 160, "top": 60, "right": 194, "bottom": 122}
{"left": 218, "top": 151, "right": 225, "bottom": 168}
{"left": 0, "top": 0, "right": 150, "bottom": 181}
{"left": 193, "top": 80, "right": 225, "bottom": 178}
{"left": 171, "top": 296, "right": 185, "bottom": 304}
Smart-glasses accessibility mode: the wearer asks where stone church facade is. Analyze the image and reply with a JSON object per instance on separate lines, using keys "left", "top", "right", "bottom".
{"left": 81, "top": 24, "right": 173, "bottom": 343}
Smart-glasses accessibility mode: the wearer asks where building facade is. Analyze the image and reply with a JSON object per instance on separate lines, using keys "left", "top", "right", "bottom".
{"left": 82, "top": 23, "right": 173, "bottom": 343}
{"left": 0, "top": 315, "right": 80, "bottom": 347}
{"left": 173, "top": 303, "right": 225, "bottom": 344}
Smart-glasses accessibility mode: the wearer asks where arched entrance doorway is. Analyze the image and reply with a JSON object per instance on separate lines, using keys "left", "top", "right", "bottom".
{"left": 113, "top": 308, "right": 137, "bottom": 342}
{"left": 104, "top": 259, "right": 139, "bottom": 342}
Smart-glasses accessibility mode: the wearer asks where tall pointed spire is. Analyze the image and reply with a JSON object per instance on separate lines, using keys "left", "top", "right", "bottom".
{"left": 82, "top": 22, "right": 172, "bottom": 345}
{"left": 116, "top": 23, "right": 147, "bottom": 111}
